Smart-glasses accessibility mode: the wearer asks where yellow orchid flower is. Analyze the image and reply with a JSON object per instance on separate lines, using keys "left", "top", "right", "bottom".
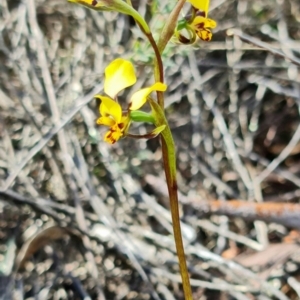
{"left": 96, "top": 96, "right": 131, "bottom": 144}
{"left": 191, "top": 15, "right": 217, "bottom": 42}
{"left": 183, "top": 0, "right": 217, "bottom": 42}
{"left": 95, "top": 58, "right": 167, "bottom": 144}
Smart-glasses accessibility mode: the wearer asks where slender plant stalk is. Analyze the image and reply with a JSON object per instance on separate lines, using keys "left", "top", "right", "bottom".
{"left": 161, "top": 135, "right": 193, "bottom": 300}
{"left": 152, "top": 0, "right": 187, "bottom": 105}
{"left": 139, "top": 2, "right": 193, "bottom": 297}
{"left": 149, "top": 98, "right": 193, "bottom": 299}
{"left": 128, "top": 2, "right": 194, "bottom": 297}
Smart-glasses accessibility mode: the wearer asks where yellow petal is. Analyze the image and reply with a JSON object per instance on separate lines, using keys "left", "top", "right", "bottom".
{"left": 104, "top": 58, "right": 137, "bottom": 98}
{"left": 192, "top": 16, "right": 217, "bottom": 29}
{"left": 95, "top": 95, "right": 122, "bottom": 123}
{"left": 96, "top": 116, "right": 115, "bottom": 127}
{"left": 196, "top": 29, "right": 213, "bottom": 41}
{"left": 104, "top": 125, "right": 123, "bottom": 144}
{"left": 129, "top": 82, "right": 167, "bottom": 111}
{"left": 187, "top": 0, "right": 210, "bottom": 15}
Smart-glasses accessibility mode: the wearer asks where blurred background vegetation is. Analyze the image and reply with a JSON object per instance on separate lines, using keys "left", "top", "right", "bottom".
{"left": 1, "top": 0, "right": 300, "bottom": 299}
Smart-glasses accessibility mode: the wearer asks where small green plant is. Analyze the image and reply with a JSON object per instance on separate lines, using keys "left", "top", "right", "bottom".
{"left": 67, "top": 1, "right": 217, "bottom": 299}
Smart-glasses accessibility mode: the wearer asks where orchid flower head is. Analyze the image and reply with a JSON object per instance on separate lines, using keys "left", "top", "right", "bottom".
{"left": 191, "top": 14, "right": 217, "bottom": 42}
{"left": 95, "top": 58, "right": 167, "bottom": 144}
{"left": 175, "top": 0, "right": 217, "bottom": 43}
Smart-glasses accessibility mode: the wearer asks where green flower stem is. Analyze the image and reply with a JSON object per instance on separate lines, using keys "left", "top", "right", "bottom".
{"left": 152, "top": 0, "right": 187, "bottom": 106}
{"left": 137, "top": 2, "right": 193, "bottom": 297}
{"left": 132, "top": 4, "right": 193, "bottom": 297}
{"left": 138, "top": 30, "right": 164, "bottom": 107}
{"left": 160, "top": 139, "right": 193, "bottom": 300}
{"left": 152, "top": 0, "right": 187, "bottom": 107}
{"left": 149, "top": 98, "right": 193, "bottom": 300}
{"left": 147, "top": 2, "right": 193, "bottom": 297}
{"left": 144, "top": 33, "right": 164, "bottom": 84}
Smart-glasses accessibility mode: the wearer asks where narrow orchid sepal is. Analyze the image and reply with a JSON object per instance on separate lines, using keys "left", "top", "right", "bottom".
{"left": 174, "top": 21, "right": 197, "bottom": 44}
{"left": 126, "top": 125, "right": 166, "bottom": 140}
{"left": 151, "top": 125, "right": 166, "bottom": 136}
{"left": 129, "top": 82, "right": 167, "bottom": 111}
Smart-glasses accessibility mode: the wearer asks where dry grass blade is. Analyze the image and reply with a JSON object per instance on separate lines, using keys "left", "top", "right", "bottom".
{"left": 227, "top": 28, "right": 300, "bottom": 67}
{"left": 15, "top": 226, "right": 80, "bottom": 271}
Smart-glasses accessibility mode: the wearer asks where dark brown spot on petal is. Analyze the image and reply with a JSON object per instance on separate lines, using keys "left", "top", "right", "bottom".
{"left": 106, "top": 131, "right": 116, "bottom": 144}
{"left": 118, "top": 123, "right": 125, "bottom": 130}
{"left": 178, "top": 34, "right": 192, "bottom": 45}
{"left": 196, "top": 28, "right": 212, "bottom": 42}
{"left": 91, "top": 0, "right": 97, "bottom": 6}
{"left": 196, "top": 10, "right": 206, "bottom": 18}
{"left": 195, "top": 22, "right": 205, "bottom": 29}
